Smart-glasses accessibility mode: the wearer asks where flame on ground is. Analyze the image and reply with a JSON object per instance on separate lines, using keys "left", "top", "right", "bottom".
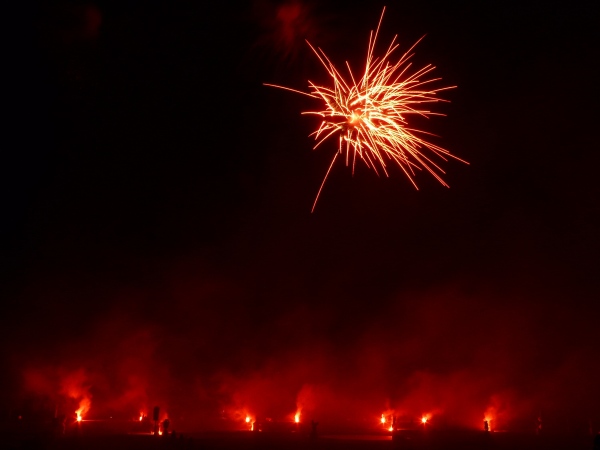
{"left": 244, "top": 414, "right": 254, "bottom": 430}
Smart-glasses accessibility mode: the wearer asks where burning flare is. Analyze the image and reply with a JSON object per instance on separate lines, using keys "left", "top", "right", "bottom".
{"left": 244, "top": 414, "right": 254, "bottom": 431}
{"left": 265, "top": 7, "right": 466, "bottom": 211}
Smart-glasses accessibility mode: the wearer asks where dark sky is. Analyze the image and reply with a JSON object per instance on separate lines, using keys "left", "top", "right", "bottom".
{"left": 2, "top": 0, "right": 599, "bottom": 434}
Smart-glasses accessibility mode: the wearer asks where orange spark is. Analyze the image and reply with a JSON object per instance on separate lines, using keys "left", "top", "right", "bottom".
{"left": 265, "top": 7, "right": 466, "bottom": 211}
{"left": 388, "top": 425, "right": 394, "bottom": 432}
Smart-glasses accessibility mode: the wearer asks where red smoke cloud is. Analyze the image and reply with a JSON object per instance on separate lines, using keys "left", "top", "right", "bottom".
{"left": 22, "top": 366, "right": 92, "bottom": 421}
{"left": 7, "top": 263, "right": 600, "bottom": 434}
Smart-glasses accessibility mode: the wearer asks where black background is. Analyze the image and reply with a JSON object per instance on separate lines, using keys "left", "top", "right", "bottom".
{"left": 2, "top": 0, "right": 599, "bottom": 433}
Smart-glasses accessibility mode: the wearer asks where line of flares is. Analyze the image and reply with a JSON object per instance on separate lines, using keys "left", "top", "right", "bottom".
{"left": 380, "top": 411, "right": 496, "bottom": 432}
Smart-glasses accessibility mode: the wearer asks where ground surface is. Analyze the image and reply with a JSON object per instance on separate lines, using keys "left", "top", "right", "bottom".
{"left": 6, "top": 430, "right": 597, "bottom": 450}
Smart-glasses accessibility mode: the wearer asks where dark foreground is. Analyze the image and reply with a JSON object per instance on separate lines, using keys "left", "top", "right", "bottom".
{"left": 6, "top": 430, "right": 598, "bottom": 450}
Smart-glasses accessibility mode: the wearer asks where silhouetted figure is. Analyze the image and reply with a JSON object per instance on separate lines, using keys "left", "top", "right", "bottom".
{"left": 162, "top": 418, "right": 170, "bottom": 436}
{"left": 310, "top": 420, "right": 318, "bottom": 439}
{"left": 484, "top": 420, "right": 489, "bottom": 432}
{"left": 153, "top": 406, "right": 160, "bottom": 436}
{"left": 51, "top": 414, "right": 66, "bottom": 437}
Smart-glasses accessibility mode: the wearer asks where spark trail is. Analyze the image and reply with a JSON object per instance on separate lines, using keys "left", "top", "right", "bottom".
{"left": 265, "top": 7, "right": 467, "bottom": 212}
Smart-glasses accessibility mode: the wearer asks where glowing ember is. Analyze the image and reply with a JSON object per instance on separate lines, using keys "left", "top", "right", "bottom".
{"left": 76, "top": 413, "right": 82, "bottom": 422}
{"left": 388, "top": 426, "right": 394, "bottom": 432}
{"left": 381, "top": 414, "right": 386, "bottom": 424}
{"left": 265, "top": 7, "right": 466, "bottom": 211}
{"left": 294, "top": 412, "right": 300, "bottom": 423}
{"left": 245, "top": 416, "right": 251, "bottom": 423}
{"left": 421, "top": 416, "right": 428, "bottom": 424}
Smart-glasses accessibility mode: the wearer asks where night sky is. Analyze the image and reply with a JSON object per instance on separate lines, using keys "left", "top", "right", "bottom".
{"left": 3, "top": 0, "right": 599, "bottom": 435}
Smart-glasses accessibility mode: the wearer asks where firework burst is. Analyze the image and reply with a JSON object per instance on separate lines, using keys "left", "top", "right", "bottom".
{"left": 265, "top": 7, "right": 467, "bottom": 212}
